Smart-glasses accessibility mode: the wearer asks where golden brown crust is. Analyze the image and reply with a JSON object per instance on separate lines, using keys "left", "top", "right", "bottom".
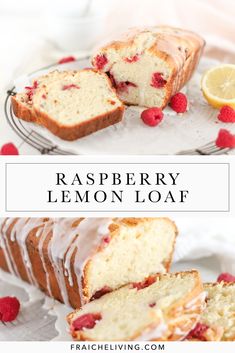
{"left": 68, "top": 270, "right": 205, "bottom": 341}
{"left": 11, "top": 69, "right": 125, "bottom": 141}
{"left": 0, "top": 217, "right": 177, "bottom": 310}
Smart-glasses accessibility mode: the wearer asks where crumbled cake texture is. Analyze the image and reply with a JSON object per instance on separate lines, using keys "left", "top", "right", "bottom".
{"left": 92, "top": 26, "right": 205, "bottom": 108}
{"left": 11, "top": 69, "right": 124, "bottom": 141}
{"left": 0, "top": 218, "right": 178, "bottom": 309}
{"left": 67, "top": 270, "right": 205, "bottom": 341}
{"left": 187, "top": 282, "right": 235, "bottom": 341}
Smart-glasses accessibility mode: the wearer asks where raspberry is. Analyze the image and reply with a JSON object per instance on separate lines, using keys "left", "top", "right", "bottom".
{"left": 151, "top": 72, "right": 167, "bottom": 88}
{"left": 141, "top": 107, "right": 164, "bottom": 127}
{"left": 94, "top": 54, "right": 108, "bottom": 70}
{"left": 103, "top": 236, "right": 111, "bottom": 244}
{"left": 132, "top": 276, "right": 156, "bottom": 290}
{"left": 169, "top": 92, "right": 188, "bottom": 113}
{"left": 91, "top": 286, "right": 112, "bottom": 301}
{"left": 186, "top": 323, "right": 209, "bottom": 341}
{"left": 217, "top": 272, "right": 235, "bottom": 283}
{"left": 116, "top": 81, "right": 137, "bottom": 93}
{"left": 62, "top": 84, "right": 80, "bottom": 90}
{"left": 58, "top": 56, "right": 76, "bottom": 64}
{"left": 218, "top": 106, "right": 235, "bottom": 123}
{"left": 0, "top": 297, "right": 20, "bottom": 322}
{"left": 215, "top": 129, "right": 235, "bottom": 148}
{"left": 72, "top": 313, "right": 102, "bottom": 331}
{"left": 25, "top": 81, "right": 38, "bottom": 101}
{"left": 124, "top": 54, "right": 140, "bottom": 63}
{"left": 149, "top": 302, "right": 156, "bottom": 308}
{"left": 0, "top": 143, "right": 19, "bottom": 155}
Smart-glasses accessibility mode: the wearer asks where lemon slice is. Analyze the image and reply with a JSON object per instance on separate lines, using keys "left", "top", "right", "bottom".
{"left": 201, "top": 64, "right": 235, "bottom": 109}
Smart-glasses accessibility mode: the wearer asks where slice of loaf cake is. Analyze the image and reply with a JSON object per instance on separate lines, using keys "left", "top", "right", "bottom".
{"left": 67, "top": 270, "right": 205, "bottom": 341}
{"left": 0, "top": 218, "right": 177, "bottom": 308}
{"left": 12, "top": 69, "right": 124, "bottom": 141}
{"left": 187, "top": 282, "right": 235, "bottom": 341}
{"left": 92, "top": 26, "right": 205, "bottom": 108}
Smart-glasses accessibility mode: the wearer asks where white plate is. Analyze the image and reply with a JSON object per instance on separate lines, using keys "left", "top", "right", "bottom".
{"left": 13, "top": 57, "right": 235, "bottom": 155}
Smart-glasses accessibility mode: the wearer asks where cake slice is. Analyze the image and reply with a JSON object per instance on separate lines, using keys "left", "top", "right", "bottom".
{"left": 11, "top": 69, "right": 124, "bottom": 141}
{"left": 92, "top": 26, "right": 205, "bottom": 108}
{"left": 67, "top": 270, "right": 205, "bottom": 341}
{"left": 0, "top": 218, "right": 177, "bottom": 308}
{"left": 186, "top": 282, "right": 235, "bottom": 341}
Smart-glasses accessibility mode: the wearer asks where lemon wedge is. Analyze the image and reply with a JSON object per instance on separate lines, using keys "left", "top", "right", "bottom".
{"left": 201, "top": 64, "right": 235, "bottom": 109}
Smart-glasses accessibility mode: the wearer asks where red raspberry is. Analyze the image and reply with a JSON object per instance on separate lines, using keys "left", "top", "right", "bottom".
{"left": 25, "top": 80, "right": 38, "bottom": 101}
{"left": 0, "top": 297, "right": 20, "bottom": 322}
{"left": 116, "top": 81, "right": 137, "bottom": 93}
{"left": 141, "top": 107, "right": 164, "bottom": 127}
{"left": 186, "top": 323, "right": 209, "bottom": 341}
{"left": 91, "top": 286, "right": 112, "bottom": 301}
{"left": 0, "top": 143, "right": 19, "bottom": 155}
{"left": 151, "top": 72, "right": 167, "bottom": 88}
{"left": 94, "top": 54, "right": 108, "bottom": 70}
{"left": 124, "top": 54, "right": 140, "bottom": 63}
{"left": 217, "top": 272, "right": 235, "bottom": 283}
{"left": 72, "top": 313, "right": 102, "bottom": 331}
{"left": 132, "top": 276, "right": 156, "bottom": 290}
{"left": 169, "top": 92, "right": 188, "bottom": 113}
{"left": 149, "top": 302, "right": 156, "bottom": 308}
{"left": 215, "top": 129, "right": 235, "bottom": 148}
{"left": 58, "top": 56, "right": 76, "bottom": 64}
{"left": 218, "top": 106, "right": 235, "bottom": 123}
{"left": 62, "top": 84, "right": 80, "bottom": 90}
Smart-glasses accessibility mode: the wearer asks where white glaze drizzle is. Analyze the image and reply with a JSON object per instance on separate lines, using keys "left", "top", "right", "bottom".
{"left": 136, "top": 320, "right": 168, "bottom": 341}
{"left": 0, "top": 218, "right": 113, "bottom": 307}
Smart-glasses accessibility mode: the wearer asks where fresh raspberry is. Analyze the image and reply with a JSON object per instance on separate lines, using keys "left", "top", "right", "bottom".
{"left": 151, "top": 72, "right": 167, "bottom": 88}
{"left": 215, "top": 129, "right": 235, "bottom": 148}
{"left": 72, "top": 313, "right": 102, "bottom": 331}
{"left": 218, "top": 106, "right": 235, "bottom": 123}
{"left": 0, "top": 297, "right": 20, "bottom": 322}
{"left": 186, "top": 323, "right": 209, "bottom": 341}
{"left": 94, "top": 54, "right": 108, "bottom": 70}
{"left": 141, "top": 107, "right": 164, "bottom": 127}
{"left": 116, "top": 81, "right": 137, "bottom": 93}
{"left": 132, "top": 276, "right": 156, "bottom": 290}
{"left": 91, "top": 286, "right": 112, "bottom": 300}
{"left": 169, "top": 92, "right": 188, "bottom": 113}
{"left": 217, "top": 272, "right": 235, "bottom": 283}
{"left": 0, "top": 143, "right": 19, "bottom": 155}
{"left": 62, "top": 84, "right": 80, "bottom": 90}
{"left": 58, "top": 56, "right": 76, "bottom": 64}
{"left": 124, "top": 54, "right": 140, "bottom": 63}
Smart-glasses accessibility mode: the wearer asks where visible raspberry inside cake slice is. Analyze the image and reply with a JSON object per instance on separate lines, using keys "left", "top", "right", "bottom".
{"left": 11, "top": 69, "right": 124, "bottom": 141}
{"left": 67, "top": 271, "right": 204, "bottom": 341}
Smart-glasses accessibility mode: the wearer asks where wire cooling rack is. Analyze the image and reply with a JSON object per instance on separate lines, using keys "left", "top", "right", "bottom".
{"left": 4, "top": 88, "right": 75, "bottom": 155}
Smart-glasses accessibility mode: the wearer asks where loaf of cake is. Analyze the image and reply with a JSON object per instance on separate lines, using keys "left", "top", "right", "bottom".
{"left": 0, "top": 218, "right": 177, "bottom": 308}
{"left": 187, "top": 282, "right": 235, "bottom": 341}
{"left": 67, "top": 270, "right": 205, "bottom": 341}
{"left": 11, "top": 69, "right": 124, "bottom": 141}
{"left": 92, "top": 26, "right": 205, "bottom": 108}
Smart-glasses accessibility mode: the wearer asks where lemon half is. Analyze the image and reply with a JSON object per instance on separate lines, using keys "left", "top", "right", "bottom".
{"left": 201, "top": 64, "right": 235, "bottom": 109}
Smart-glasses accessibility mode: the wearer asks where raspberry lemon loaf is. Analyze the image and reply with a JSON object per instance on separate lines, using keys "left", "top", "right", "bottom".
{"left": 92, "top": 26, "right": 205, "bottom": 108}
{"left": 67, "top": 270, "right": 205, "bottom": 341}
{"left": 0, "top": 218, "right": 177, "bottom": 308}
{"left": 187, "top": 282, "right": 235, "bottom": 341}
{"left": 11, "top": 69, "right": 124, "bottom": 141}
